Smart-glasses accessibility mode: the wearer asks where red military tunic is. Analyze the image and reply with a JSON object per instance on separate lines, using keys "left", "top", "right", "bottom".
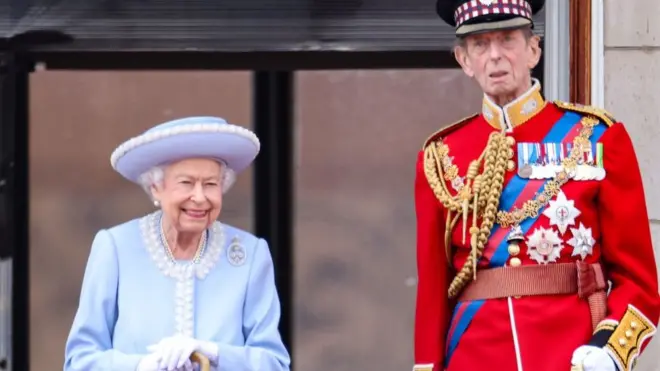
{"left": 413, "top": 80, "right": 660, "bottom": 371}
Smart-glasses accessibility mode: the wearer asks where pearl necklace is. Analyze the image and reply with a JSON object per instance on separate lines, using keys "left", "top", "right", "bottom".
{"left": 159, "top": 216, "right": 207, "bottom": 264}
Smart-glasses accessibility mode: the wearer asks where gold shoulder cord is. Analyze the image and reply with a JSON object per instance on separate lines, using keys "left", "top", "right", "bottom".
{"left": 424, "top": 129, "right": 514, "bottom": 299}
{"left": 424, "top": 113, "right": 602, "bottom": 299}
{"left": 554, "top": 100, "right": 615, "bottom": 127}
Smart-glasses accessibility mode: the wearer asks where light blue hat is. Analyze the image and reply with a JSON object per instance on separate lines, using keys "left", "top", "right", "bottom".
{"left": 110, "top": 116, "right": 260, "bottom": 183}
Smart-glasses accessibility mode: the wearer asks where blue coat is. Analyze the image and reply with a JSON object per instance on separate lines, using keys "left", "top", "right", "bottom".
{"left": 63, "top": 210, "right": 291, "bottom": 371}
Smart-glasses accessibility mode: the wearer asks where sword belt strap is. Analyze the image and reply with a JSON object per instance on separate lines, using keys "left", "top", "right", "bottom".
{"left": 458, "top": 262, "right": 608, "bottom": 330}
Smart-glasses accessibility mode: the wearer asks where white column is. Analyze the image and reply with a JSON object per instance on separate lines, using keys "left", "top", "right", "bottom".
{"left": 542, "top": 0, "right": 570, "bottom": 101}
{"left": 591, "top": 0, "right": 605, "bottom": 107}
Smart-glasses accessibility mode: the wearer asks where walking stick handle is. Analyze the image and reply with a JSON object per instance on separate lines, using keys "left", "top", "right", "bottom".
{"left": 190, "top": 351, "right": 211, "bottom": 371}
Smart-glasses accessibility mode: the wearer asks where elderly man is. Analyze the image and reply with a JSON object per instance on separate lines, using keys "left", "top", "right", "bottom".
{"left": 413, "top": 1, "right": 660, "bottom": 371}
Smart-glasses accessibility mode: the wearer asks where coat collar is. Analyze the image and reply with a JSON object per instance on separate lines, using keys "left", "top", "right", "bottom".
{"left": 481, "top": 78, "right": 546, "bottom": 132}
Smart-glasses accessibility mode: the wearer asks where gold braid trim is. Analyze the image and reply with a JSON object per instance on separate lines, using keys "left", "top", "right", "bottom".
{"left": 424, "top": 144, "right": 464, "bottom": 212}
{"left": 594, "top": 319, "right": 620, "bottom": 334}
{"left": 424, "top": 139, "right": 489, "bottom": 267}
{"left": 447, "top": 133, "right": 512, "bottom": 298}
{"left": 424, "top": 129, "right": 514, "bottom": 297}
{"left": 605, "top": 305, "right": 656, "bottom": 371}
{"left": 554, "top": 100, "right": 616, "bottom": 127}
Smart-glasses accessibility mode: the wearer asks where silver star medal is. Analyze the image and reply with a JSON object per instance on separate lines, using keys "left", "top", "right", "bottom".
{"left": 526, "top": 227, "right": 564, "bottom": 265}
{"left": 567, "top": 223, "right": 596, "bottom": 260}
{"left": 542, "top": 190, "right": 581, "bottom": 235}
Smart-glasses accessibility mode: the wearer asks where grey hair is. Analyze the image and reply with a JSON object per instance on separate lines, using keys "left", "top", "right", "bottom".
{"left": 137, "top": 160, "right": 237, "bottom": 201}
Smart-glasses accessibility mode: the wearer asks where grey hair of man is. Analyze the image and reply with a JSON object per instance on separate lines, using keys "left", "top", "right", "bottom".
{"left": 137, "top": 160, "right": 237, "bottom": 201}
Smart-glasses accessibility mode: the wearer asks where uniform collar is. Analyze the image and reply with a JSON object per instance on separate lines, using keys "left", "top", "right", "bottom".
{"left": 481, "top": 78, "right": 546, "bottom": 132}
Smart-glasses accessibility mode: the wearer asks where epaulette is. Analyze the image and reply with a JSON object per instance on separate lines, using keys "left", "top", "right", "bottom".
{"left": 553, "top": 100, "right": 616, "bottom": 127}
{"left": 422, "top": 113, "right": 479, "bottom": 150}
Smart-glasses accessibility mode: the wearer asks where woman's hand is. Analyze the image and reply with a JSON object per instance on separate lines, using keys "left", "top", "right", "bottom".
{"left": 137, "top": 350, "right": 194, "bottom": 371}
{"left": 147, "top": 335, "right": 218, "bottom": 371}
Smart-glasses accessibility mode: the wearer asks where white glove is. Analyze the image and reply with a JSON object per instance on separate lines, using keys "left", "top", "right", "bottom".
{"left": 571, "top": 345, "right": 618, "bottom": 371}
{"left": 147, "top": 335, "right": 218, "bottom": 371}
{"left": 136, "top": 352, "right": 163, "bottom": 371}
{"left": 169, "top": 359, "right": 194, "bottom": 371}
{"left": 137, "top": 351, "right": 194, "bottom": 371}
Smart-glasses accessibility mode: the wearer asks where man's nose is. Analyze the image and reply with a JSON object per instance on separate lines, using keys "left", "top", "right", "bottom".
{"left": 488, "top": 43, "right": 503, "bottom": 60}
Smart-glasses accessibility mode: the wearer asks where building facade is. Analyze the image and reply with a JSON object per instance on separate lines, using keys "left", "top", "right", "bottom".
{"left": 602, "top": 1, "right": 660, "bottom": 369}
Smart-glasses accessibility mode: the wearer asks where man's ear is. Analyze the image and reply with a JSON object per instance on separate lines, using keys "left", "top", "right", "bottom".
{"left": 454, "top": 45, "right": 474, "bottom": 77}
{"left": 527, "top": 35, "right": 542, "bottom": 69}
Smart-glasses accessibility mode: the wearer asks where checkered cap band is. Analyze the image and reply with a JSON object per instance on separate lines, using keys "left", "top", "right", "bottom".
{"left": 453, "top": 0, "right": 533, "bottom": 28}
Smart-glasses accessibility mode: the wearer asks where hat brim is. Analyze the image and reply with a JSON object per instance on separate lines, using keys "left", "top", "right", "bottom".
{"left": 112, "top": 130, "right": 259, "bottom": 183}
{"left": 456, "top": 17, "right": 532, "bottom": 36}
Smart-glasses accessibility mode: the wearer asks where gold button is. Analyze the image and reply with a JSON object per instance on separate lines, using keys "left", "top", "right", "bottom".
{"left": 619, "top": 338, "right": 627, "bottom": 347}
{"left": 625, "top": 330, "right": 633, "bottom": 338}
{"left": 509, "top": 257, "right": 522, "bottom": 267}
{"left": 507, "top": 160, "right": 516, "bottom": 171}
{"left": 508, "top": 243, "right": 520, "bottom": 256}
{"left": 631, "top": 321, "right": 638, "bottom": 329}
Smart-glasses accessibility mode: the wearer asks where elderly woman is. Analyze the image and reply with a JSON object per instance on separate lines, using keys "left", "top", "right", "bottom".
{"left": 63, "top": 117, "right": 290, "bottom": 371}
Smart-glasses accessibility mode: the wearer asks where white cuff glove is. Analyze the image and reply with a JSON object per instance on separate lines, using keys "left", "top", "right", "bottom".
{"left": 571, "top": 345, "right": 618, "bottom": 371}
{"left": 147, "top": 335, "right": 219, "bottom": 371}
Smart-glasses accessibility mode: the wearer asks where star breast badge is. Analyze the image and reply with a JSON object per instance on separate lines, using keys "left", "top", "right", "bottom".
{"left": 567, "top": 223, "right": 596, "bottom": 260}
{"left": 526, "top": 227, "right": 564, "bottom": 265}
{"left": 542, "top": 190, "right": 581, "bottom": 235}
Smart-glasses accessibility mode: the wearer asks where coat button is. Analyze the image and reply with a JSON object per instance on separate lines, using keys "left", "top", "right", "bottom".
{"left": 509, "top": 257, "right": 522, "bottom": 267}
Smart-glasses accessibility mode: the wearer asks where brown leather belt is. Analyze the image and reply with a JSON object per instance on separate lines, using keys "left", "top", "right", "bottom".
{"left": 458, "top": 262, "right": 607, "bottom": 330}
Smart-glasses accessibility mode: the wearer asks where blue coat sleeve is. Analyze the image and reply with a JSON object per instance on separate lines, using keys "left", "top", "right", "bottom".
{"left": 214, "top": 238, "right": 291, "bottom": 371}
{"left": 63, "top": 229, "right": 144, "bottom": 371}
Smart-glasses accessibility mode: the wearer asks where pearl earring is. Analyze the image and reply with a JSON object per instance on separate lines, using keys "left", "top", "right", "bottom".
{"left": 154, "top": 200, "right": 160, "bottom": 208}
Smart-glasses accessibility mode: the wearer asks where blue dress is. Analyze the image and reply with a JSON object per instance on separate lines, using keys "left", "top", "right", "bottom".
{"left": 63, "top": 210, "right": 291, "bottom": 371}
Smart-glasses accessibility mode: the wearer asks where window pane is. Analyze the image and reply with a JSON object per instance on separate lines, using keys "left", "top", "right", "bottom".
{"left": 28, "top": 71, "right": 253, "bottom": 369}
{"left": 293, "top": 69, "right": 482, "bottom": 370}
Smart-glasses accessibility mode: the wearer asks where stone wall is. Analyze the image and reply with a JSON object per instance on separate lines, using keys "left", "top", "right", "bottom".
{"left": 604, "top": 1, "right": 660, "bottom": 370}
